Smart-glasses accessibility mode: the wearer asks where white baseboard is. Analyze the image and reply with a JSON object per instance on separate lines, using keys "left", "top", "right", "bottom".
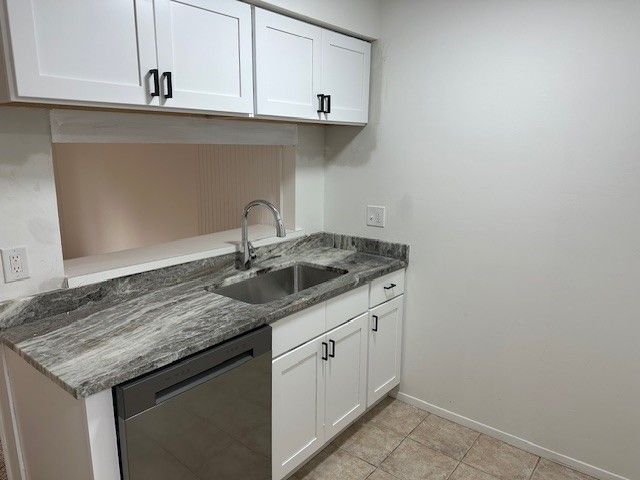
{"left": 394, "top": 391, "right": 629, "bottom": 480}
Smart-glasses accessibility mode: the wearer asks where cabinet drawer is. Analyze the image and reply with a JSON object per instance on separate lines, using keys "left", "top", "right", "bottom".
{"left": 369, "top": 269, "right": 405, "bottom": 307}
{"left": 325, "top": 285, "right": 368, "bottom": 331}
{"left": 272, "top": 303, "right": 325, "bottom": 358}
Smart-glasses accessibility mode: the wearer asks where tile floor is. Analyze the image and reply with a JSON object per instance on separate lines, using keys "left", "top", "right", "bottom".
{"left": 0, "top": 397, "right": 599, "bottom": 480}
{"left": 293, "top": 396, "right": 596, "bottom": 480}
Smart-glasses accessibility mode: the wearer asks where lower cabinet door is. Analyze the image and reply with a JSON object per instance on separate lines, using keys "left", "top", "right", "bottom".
{"left": 324, "top": 313, "right": 368, "bottom": 439}
{"left": 367, "top": 295, "right": 404, "bottom": 407}
{"left": 272, "top": 336, "right": 326, "bottom": 480}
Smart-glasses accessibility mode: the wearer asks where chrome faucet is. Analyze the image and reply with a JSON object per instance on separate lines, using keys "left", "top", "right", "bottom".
{"left": 238, "top": 200, "right": 286, "bottom": 270}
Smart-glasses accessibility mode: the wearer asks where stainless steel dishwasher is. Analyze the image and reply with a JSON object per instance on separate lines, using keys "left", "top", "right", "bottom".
{"left": 114, "top": 326, "right": 271, "bottom": 480}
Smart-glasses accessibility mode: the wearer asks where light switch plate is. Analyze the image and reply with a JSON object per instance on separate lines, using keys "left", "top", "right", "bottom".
{"left": 1, "top": 247, "right": 30, "bottom": 283}
{"left": 366, "top": 205, "right": 386, "bottom": 228}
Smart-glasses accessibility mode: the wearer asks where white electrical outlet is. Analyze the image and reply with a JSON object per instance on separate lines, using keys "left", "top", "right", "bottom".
{"left": 366, "top": 205, "right": 386, "bottom": 228}
{"left": 1, "top": 247, "right": 30, "bottom": 283}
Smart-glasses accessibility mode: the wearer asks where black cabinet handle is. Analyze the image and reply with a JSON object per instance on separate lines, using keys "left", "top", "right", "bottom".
{"left": 317, "top": 94, "right": 326, "bottom": 113}
{"left": 149, "top": 69, "right": 160, "bottom": 97}
{"left": 329, "top": 339, "right": 336, "bottom": 358}
{"left": 383, "top": 283, "right": 397, "bottom": 290}
{"left": 321, "top": 341, "right": 328, "bottom": 361}
{"left": 162, "top": 71, "right": 173, "bottom": 99}
{"left": 324, "top": 94, "right": 331, "bottom": 114}
{"left": 372, "top": 315, "right": 379, "bottom": 332}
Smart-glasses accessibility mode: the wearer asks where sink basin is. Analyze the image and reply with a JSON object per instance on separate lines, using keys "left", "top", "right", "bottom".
{"left": 208, "top": 264, "right": 347, "bottom": 305}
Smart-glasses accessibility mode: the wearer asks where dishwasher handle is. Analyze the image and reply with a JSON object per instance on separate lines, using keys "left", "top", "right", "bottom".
{"left": 115, "top": 326, "right": 271, "bottom": 420}
{"left": 155, "top": 350, "right": 253, "bottom": 405}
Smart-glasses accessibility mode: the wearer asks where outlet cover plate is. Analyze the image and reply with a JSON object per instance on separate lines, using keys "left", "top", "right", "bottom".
{"left": 366, "top": 205, "right": 386, "bottom": 228}
{"left": 1, "top": 247, "right": 30, "bottom": 283}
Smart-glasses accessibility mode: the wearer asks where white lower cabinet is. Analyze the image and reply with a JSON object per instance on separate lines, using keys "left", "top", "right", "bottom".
{"left": 367, "top": 295, "right": 404, "bottom": 407}
{"left": 271, "top": 314, "right": 367, "bottom": 480}
{"left": 272, "top": 273, "right": 405, "bottom": 480}
{"left": 272, "top": 335, "right": 326, "bottom": 480}
{"left": 324, "top": 313, "right": 368, "bottom": 439}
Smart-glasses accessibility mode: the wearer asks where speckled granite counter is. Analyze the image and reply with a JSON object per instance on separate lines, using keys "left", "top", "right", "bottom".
{"left": 0, "top": 233, "right": 408, "bottom": 399}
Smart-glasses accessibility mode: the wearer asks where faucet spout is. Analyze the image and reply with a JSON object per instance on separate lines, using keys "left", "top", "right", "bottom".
{"left": 238, "top": 200, "right": 286, "bottom": 270}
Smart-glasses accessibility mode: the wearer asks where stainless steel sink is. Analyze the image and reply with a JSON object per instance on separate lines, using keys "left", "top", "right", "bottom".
{"left": 208, "top": 264, "right": 347, "bottom": 305}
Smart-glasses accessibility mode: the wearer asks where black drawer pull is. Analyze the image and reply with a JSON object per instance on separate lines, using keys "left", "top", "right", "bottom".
{"left": 329, "top": 339, "right": 336, "bottom": 358}
{"left": 383, "top": 283, "right": 397, "bottom": 290}
{"left": 372, "top": 315, "right": 379, "bottom": 332}
{"left": 321, "top": 341, "right": 328, "bottom": 361}
{"left": 162, "top": 71, "right": 173, "bottom": 99}
{"left": 149, "top": 69, "right": 160, "bottom": 97}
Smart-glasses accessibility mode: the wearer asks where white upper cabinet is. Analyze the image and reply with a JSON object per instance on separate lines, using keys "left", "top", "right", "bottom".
{"left": 253, "top": 8, "right": 322, "bottom": 120}
{"left": 3, "top": 0, "right": 157, "bottom": 105}
{"left": 253, "top": 7, "right": 371, "bottom": 124}
{"left": 320, "top": 30, "right": 371, "bottom": 124}
{"left": 1, "top": 0, "right": 369, "bottom": 121}
{"left": 154, "top": 0, "right": 254, "bottom": 113}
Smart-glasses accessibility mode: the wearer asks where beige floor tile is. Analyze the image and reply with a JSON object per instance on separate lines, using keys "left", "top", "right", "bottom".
{"left": 294, "top": 444, "right": 376, "bottom": 480}
{"left": 363, "top": 397, "right": 428, "bottom": 436}
{"left": 450, "top": 463, "right": 500, "bottom": 480}
{"left": 380, "top": 438, "right": 458, "bottom": 480}
{"left": 368, "top": 469, "right": 400, "bottom": 480}
{"left": 531, "top": 458, "right": 595, "bottom": 480}
{"left": 409, "top": 415, "right": 480, "bottom": 460}
{"left": 463, "top": 435, "right": 539, "bottom": 480}
{"left": 334, "top": 420, "right": 405, "bottom": 465}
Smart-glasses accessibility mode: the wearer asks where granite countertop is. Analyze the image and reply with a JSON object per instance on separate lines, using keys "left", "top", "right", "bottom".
{"left": 0, "top": 233, "right": 408, "bottom": 399}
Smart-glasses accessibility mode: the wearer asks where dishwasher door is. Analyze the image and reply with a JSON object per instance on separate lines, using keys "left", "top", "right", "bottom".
{"left": 115, "top": 326, "right": 271, "bottom": 480}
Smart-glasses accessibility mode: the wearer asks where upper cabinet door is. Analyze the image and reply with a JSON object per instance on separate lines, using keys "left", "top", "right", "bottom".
{"left": 254, "top": 8, "right": 322, "bottom": 120}
{"left": 321, "top": 30, "right": 371, "bottom": 124}
{"left": 154, "top": 0, "right": 254, "bottom": 114}
{"left": 4, "top": 0, "right": 157, "bottom": 105}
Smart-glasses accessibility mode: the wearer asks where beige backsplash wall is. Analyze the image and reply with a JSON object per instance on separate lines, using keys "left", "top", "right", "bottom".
{"left": 53, "top": 143, "right": 295, "bottom": 259}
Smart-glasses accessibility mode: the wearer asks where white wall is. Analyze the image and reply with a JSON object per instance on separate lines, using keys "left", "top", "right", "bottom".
{"left": 295, "top": 125, "right": 325, "bottom": 233}
{"left": 0, "top": 107, "right": 65, "bottom": 302}
{"left": 324, "top": 2, "right": 640, "bottom": 479}
{"left": 244, "top": 0, "right": 382, "bottom": 39}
